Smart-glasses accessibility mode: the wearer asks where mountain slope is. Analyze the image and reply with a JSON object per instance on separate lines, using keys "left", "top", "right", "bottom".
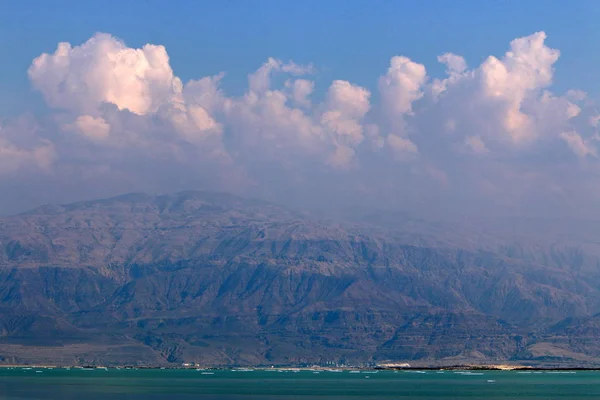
{"left": 0, "top": 191, "right": 599, "bottom": 366}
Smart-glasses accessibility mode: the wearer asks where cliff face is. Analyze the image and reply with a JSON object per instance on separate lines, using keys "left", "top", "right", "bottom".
{"left": 0, "top": 191, "right": 599, "bottom": 366}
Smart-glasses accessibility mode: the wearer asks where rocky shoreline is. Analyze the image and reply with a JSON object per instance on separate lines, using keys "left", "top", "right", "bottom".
{"left": 3, "top": 364, "right": 600, "bottom": 371}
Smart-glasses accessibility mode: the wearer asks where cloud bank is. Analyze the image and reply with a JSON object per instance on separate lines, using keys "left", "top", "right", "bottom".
{"left": 0, "top": 31, "right": 598, "bottom": 218}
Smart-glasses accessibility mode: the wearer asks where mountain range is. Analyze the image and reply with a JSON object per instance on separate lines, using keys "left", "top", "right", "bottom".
{"left": 1, "top": 191, "right": 600, "bottom": 367}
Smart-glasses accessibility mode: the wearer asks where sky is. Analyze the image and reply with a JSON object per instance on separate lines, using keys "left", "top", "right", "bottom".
{"left": 0, "top": 0, "right": 599, "bottom": 221}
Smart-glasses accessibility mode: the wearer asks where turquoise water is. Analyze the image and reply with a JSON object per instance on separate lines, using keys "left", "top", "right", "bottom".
{"left": 1, "top": 368, "right": 600, "bottom": 399}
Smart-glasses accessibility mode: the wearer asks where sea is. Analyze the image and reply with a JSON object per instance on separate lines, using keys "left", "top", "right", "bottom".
{"left": 1, "top": 368, "right": 599, "bottom": 399}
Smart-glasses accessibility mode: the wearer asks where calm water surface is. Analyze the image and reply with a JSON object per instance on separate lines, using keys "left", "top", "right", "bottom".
{"left": 1, "top": 368, "right": 600, "bottom": 399}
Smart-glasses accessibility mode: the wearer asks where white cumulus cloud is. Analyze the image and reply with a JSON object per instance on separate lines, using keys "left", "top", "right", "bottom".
{"left": 64, "top": 115, "right": 111, "bottom": 141}
{"left": 321, "top": 80, "right": 371, "bottom": 146}
{"left": 1, "top": 30, "right": 597, "bottom": 219}
{"left": 379, "top": 56, "right": 427, "bottom": 118}
{"left": 560, "top": 131, "right": 597, "bottom": 158}
{"left": 29, "top": 33, "right": 182, "bottom": 115}
{"left": 425, "top": 31, "right": 578, "bottom": 150}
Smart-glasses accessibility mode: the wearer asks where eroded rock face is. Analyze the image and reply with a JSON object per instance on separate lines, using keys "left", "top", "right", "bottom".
{"left": 0, "top": 191, "right": 599, "bottom": 366}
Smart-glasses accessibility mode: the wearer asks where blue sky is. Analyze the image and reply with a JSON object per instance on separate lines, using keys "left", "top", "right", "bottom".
{"left": 0, "top": 1, "right": 598, "bottom": 115}
{"left": 0, "top": 1, "right": 599, "bottom": 219}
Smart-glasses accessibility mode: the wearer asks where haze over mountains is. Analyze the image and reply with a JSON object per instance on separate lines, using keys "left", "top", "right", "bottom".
{"left": 0, "top": 190, "right": 599, "bottom": 366}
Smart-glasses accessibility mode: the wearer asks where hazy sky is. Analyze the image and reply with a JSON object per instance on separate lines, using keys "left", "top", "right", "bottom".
{"left": 0, "top": 1, "right": 599, "bottom": 220}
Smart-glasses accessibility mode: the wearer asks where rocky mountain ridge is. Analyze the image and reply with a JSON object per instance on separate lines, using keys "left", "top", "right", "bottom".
{"left": 0, "top": 191, "right": 599, "bottom": 366}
